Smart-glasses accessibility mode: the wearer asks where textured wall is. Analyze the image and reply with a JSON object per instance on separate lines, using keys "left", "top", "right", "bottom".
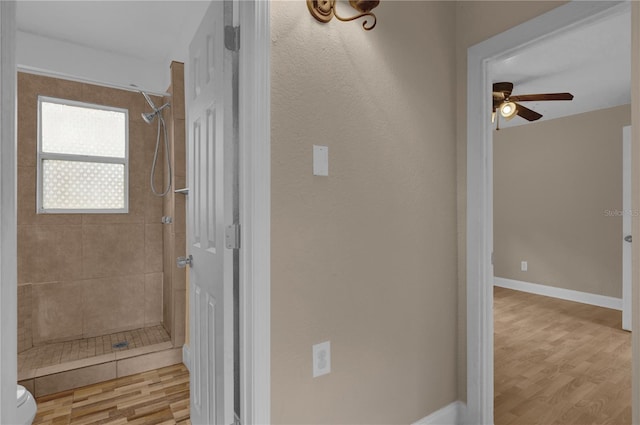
{"left": 494, "top": 105, "right": 630, "bottom": 298}
{"left": 271, "top": 2, "right": 458, "bottom": 423}
{"left": 17, "top": 72, "right": 164, "bottom": 349}
{"left": 455, "top": 0, "right": 569, "bottom": 401}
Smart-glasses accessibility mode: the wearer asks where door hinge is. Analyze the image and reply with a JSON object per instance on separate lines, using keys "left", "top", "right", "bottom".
{"left": 225, "top": 25, "right": 240, "bottom": 52}
{"left": 491, "top": 251, "right": 494, "bottom": 266}
{"left": 225, "top": 224, "right": 241, "bottom": 249}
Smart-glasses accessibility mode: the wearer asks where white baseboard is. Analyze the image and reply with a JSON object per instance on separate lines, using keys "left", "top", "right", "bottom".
{"left": 413, "top": 401, "right": 465, "bottom": 425}
{"left": 494, "top": 277, "right": 622, "bottom": 311}
{"left": 182, "top": 344, "right": 191, "bottom": 372}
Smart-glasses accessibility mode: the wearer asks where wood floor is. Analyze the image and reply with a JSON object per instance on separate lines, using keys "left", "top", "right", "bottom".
{"left": 494, "top": 287, "right": 631, "bottom": 425}
{"left": 32, "top": 363, "right": 190, "bottom": 425}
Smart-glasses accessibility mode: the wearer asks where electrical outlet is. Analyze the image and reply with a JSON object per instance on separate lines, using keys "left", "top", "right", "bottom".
{"left": 521, "top": 261, "right": 528, "bottom": 272}
{"left": 312, "top": 341, "right": 331, "bottom": 377}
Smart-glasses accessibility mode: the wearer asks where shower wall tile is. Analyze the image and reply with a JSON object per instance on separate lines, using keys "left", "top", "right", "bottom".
{"left": 162, "top": 273, "right": 172, "bottom": 337}
{"left": 18, "top": 284, "right": 32, "bottom": 352}
{"left": 145, "top": 224, "right": 163, "bottom": 273}
{"left": 17, "top": 167, "right": 35, "bottom": 224}
{"left": 165, "top": 62, "right": 186, "bottom": 345}
{"left": 170, "top": 62, "right": 185, "bottom": 120}
{"left": 18, "top": 225, "right": 83, "bottom": 284}
{"left": 32, "top": 281, "right": 84, "bottom": 345}
{"left": 172, "top": 233, "right": 187, "bottom": 291}
{"left": 174, "top": 175, "right": 186, "bottom": 232}
{"left": 17, "top": 97, "right": 36, "bottom": 167}
{"left": 145, "top": 191, "right": 164, "bottom": 224}
{"left": 163, "top": 226, "right": 174, "bottom": 275}
{"left": 82, "top": 224, "right": 145, "bottom": 279}
{"left": 145, "top": 273, "right": 163, "bottom": 326}
{"left": 19, "top": 73, "right": 83, "bottom": 103}
{"left": 174, "top": 119, "right": 186, "bottom": 177}
{"left": 162, "top": 179, "right": 173, "bottom": 212}
{"left": 172, "top": 288, "right": 186, "bottom": 347}
{"left": 129, "top": 183, "right": 150, "bottom": 223}
{"left": 166, "top": 107, "right": 175, "bottom": 143}
{"left": 162, "top": 228, "right": 174, "bottom": 333}
{"left": 82, "top": 275, "right": 145, "bottom": 337}
{"left": 18, "top": 72, "right": 167, "bottom": 348}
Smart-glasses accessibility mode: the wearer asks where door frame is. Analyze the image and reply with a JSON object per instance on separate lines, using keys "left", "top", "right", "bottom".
{"left": 237, "top": 1, "right": 271, "bottom": 423}
{"left": 465, "top": 1, "right": 632, "bottom": 424}
{"left": 0, "top": 1, "right": 271, "bottom": 423}
{"left": 0, "top": 2, "right": 17, "bottom": 424}
{"left": 623, "top": 125, "right": 632, "bottom": 332}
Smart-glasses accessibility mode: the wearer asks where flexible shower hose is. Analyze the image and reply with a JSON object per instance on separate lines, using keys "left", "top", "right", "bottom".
{"left": 150, "top": 113, "right": 172, "bottom": 197}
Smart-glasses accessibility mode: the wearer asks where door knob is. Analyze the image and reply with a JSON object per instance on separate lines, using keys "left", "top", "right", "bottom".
{"left": 625, "top": 235, "right": 632, "bottom": 243}
{"left": 177, "top": 255, "right": 193, "bottom": 268}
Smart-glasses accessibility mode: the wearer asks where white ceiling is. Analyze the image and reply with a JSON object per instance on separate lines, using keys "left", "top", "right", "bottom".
{"left": 17, "top": 1, "right": 210, "bottom": 63}
{"left": 16, "top": 1, "right": 210, "bottom": 92}
{"left": 490, "top": 7, "right": 630, "bottom": 128}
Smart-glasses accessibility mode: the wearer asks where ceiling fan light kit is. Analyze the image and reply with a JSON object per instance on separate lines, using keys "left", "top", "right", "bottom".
{"left": 500, "top": 101, "right": 517, "bottom": 119}
{"left": 307, "top": 0, "right": 380, "bottom": 31}
{"left": 492, "top": 81, "right": 574, "bottom": 130}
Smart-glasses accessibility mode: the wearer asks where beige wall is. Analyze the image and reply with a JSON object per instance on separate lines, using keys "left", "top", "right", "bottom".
{"left": 17, "top": 72, "right": 164, "bottom": 349}
{"left": 494, "top": 105, "right": 630, "bottom": 298}
{"left": 271, "top": 2, "right": 458, "bottom": 423}
{"left": 455, "top": 0, "right": 569, "bottom": 401}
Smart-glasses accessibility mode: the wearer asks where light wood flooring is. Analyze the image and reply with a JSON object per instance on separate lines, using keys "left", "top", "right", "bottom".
{"left": 494, "top": 287, "right": 631, "bottom": 425}
{"left": 32, "top": 363, "right": 190, "bottom": 425}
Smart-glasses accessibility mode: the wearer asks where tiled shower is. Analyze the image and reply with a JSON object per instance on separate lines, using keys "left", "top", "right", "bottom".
{"left": 17, "top": 62, "right": 187, "bottom": 397}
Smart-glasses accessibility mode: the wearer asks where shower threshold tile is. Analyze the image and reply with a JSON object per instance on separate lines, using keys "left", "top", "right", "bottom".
{"left": 19, "top": 325, "right": 171, "bottom": 377}
{"left": 35, "top": 353, "right": 116, "bottom": 377}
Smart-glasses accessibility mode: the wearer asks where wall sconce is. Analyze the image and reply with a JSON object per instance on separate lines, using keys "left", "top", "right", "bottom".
{"left": 307, "top": 0, "right": 380, "bottom": 31}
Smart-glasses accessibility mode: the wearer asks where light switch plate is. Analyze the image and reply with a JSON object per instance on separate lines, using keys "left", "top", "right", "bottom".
{"left": 521, "top": 261, "right": 528, "bottom": 272}
{"left": 313, "top": 145, "right": 329, "bottom": 176}
{"left": 312, "top": 341, "right": 331, "bottom": 377}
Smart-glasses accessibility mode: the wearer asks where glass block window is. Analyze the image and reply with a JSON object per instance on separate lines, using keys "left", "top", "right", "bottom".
{"left": 37, "top": 97, "right": 129, "bottom": 213}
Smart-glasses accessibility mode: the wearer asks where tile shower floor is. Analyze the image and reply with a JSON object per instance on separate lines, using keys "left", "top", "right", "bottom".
{"left": 19, "top": 325, "right": 171, "bottom": 374}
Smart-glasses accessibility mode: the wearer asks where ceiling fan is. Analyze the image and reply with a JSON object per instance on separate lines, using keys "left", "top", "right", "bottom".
{"left": 492, "top": 82, "right": 574, "bottom": 129}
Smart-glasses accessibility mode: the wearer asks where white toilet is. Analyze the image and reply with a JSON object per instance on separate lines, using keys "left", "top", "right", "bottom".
{"left": 16, "top": 385, "right": 36, "bottom": 425}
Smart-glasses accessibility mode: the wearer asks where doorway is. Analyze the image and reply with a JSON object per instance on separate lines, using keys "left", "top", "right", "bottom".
{"left": 466, "top": 1, "right": 635, "bottom": 424}
{"left": 0, "top": 2, "right": 270, "bottom": 423}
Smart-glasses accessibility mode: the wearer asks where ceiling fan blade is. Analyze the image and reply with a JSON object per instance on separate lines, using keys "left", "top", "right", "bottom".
{"left": 515, "top": 103, "right": 543, "bottom": 121}
{"left": 510, "top": 93, "right": 574, "bottom": 102}
{"left": 493, "top": 82, "right": 514, "bottom": 96}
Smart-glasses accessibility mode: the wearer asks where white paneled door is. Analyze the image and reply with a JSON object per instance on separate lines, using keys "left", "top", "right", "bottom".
{"left": 187, "top": 1, "right": 236, "bottom": 424}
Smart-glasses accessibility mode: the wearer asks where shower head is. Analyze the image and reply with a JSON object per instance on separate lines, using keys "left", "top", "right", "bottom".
{"left": 141, "top": 102, "right": 171, "bottom": 124}
{"left": 142, "top": 111, "right": 157, "bottom": 124}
